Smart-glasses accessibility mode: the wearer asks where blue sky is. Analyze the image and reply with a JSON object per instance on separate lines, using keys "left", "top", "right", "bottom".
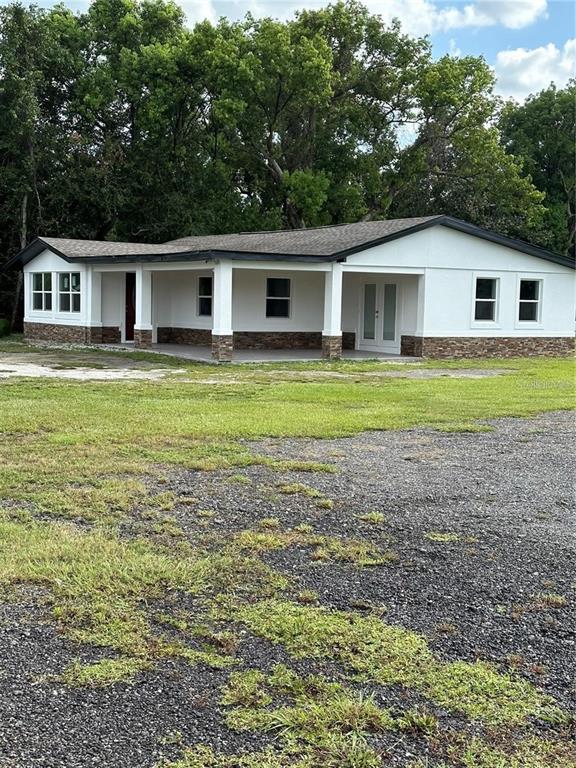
{"left": 7, "top": 0, "right": 575, "bottom": 100}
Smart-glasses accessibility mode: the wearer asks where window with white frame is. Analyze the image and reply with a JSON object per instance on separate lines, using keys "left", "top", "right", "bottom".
{"left": 518, "top": 279, "right": 541, "bottom": 322}
{"left": 266, "top": 277, "right": 291, "bottom": 318}
{"left": 474, "top": 277, "right": 498, "bottom": 321}
{"left": 31, "top": 273, "right": 52, "bottom": 311}
{"left": 59, "top": 272, "right": 81, "bottom": 312}
{"left": 198, "top": 276, "right": 213, "bottom": 316}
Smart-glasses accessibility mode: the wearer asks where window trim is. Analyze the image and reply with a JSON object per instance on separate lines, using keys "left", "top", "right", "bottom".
{"left": 197, "top": 274, "right": 213, "bottom": 318}
{"left": 58, "top": 272, "right": 81, "bottom": 313}
{"left": 516, "top": 276, "right": 543, "bottom": 326}
{"left": 31, "top": 272, "right": 53, "bottom": 312}
{"left": 471, "top": 274, "right": 500, "bottom": 327}
{"left": 265, "top": 276, "right": 292, "bottom": 319}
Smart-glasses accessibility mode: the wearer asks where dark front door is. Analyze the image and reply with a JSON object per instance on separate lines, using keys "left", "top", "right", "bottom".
{"left": 125, "top": 272, "right": 136, "bottom": 341}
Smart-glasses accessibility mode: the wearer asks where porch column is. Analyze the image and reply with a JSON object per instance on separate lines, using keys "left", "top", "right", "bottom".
{"left": 134, "top": 266, "right": 153, "bottom": 347}
{"left": 212, "top": 260, "right": 234, "bottom": 362}
{"left": 85, "top": 268, "right": 102, "bottom": 344}
{"left": 322, "top": 262, "right": 343, "bottom": 359}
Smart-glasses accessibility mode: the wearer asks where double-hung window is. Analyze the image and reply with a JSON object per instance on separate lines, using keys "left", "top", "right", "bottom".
{"left": 59, "top": 272, "right": 81, "bottom": 312}
{"left": 198, "top": 276, "right": 213, "bottom": 316}
{"left": 474, "top": 277, "right": 498, "bottom": 321}
{"left": 266, "top": 278, "right": 291, "bottom": 318}
{"left": 31, "top": 273, "right": 52, "bottom": 311}
{"left": 518, "top": 279, "right": 541, "bottom": 322}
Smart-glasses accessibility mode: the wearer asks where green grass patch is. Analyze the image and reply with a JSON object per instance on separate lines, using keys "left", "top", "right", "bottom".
{"left": 157, "top": 745, "right": 298, "bottom": 767}
{"left": 231, "top": 527, "right": 396, "bottom": 567}
{"left": 221, "top": 665, "right": 393, "bottom": 767}
{"left": 230, "top": 600, "right": 562, "bottom": 726}
{"left": 425, "top": 531, "right": 462, "bottom": 542}
{"left": 0, "top": 356, "right": 572, "bottom": 525}
{"left": 0, "top": 517, "right": 285, "bottom": 678}
{"left": 0, "top": 351, "right": 574, "bottom": 758}
{"left": 357, "top": 511, "right": 385, "bottom": 524}
{"left": 60, "top": 657, "right": 151, "bottom": 687}
{"left": 450, "top": 734, "right": 576, "bottom": 768}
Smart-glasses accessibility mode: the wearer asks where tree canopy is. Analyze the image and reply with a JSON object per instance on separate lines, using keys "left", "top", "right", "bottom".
{"left": 0, "top": 0, "right": 573, "bottom": 323}
{"left": 499, "top": 81, "right": 576, "bottom": 259}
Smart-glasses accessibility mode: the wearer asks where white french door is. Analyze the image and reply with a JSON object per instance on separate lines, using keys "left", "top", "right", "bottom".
{"left": 359, "top": 280, "right": 399, "bottom": 353}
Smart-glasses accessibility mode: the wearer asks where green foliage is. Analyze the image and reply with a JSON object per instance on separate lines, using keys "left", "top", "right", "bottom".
{"left": 278, "top": 482, "right": 323, "bottom": 497}
{"left": 1, "top": 0, "right": 566, "bottom": 323}
{"left": 389, "top": 55, "right": 547, "bottom": 238}
{"left": 158, "top": 745, "right": 294, "bottom": 767}
{"left": 0, "top": 319, "right": 9, "bottom": 337}
{"left": 357, "top": 511, "right": 385, "bottom": 524}
{"left": 500, "top": 82, "right": 576, "bottom": 258}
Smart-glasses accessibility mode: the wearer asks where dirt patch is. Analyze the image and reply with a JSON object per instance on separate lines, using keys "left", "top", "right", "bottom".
{"left": 0, "top": 361, "right": 181, "bottom": 381}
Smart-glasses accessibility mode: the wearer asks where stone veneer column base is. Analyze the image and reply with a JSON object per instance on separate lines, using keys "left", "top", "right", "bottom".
{"left": 321, "top": 335, "right": 343, "bottom": 360}
{"left": 134, "top": 329, "right": 153, "bottom": 348}
{"left": 401, "top": 335, "right": 575, "bottom": 359}
{"left": 212, "top": 334, "right": 234, "bottom": 362}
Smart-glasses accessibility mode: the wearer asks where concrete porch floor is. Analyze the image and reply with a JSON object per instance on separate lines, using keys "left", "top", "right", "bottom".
{"left": 109, "top": 343, "right": 417, "bottom": 363}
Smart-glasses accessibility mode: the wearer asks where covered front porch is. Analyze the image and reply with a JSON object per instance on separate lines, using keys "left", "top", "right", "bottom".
{"left": 108, "top": 342, "right": 417, "bottom": 363}
{"left": 95, "top": 261, "right": 424, "bottom": 362}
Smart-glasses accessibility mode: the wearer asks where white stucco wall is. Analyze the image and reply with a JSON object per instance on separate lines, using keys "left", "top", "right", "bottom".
{"left": 23, "top": 249, "right": 91, "bottom": 326}
{"left": 344, "top": 226, "right": 575, "bottom": 337}
{"left": 231, "top": 268, "right": 324, "bottom": 332}
{"left": 101, "top": 272, "right": 125, "bottom": 329}
{"left": 152, "top": 270, "right": 213, "bottom": 330}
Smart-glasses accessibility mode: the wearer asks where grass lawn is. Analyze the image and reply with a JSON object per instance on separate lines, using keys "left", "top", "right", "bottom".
{"left": 0, "top": 339, "right": 574, "bottom": 767}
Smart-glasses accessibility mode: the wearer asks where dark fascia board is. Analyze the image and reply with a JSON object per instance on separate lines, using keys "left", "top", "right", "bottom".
{"left": 78, "top": 250, "right": 337, "bottom": 264}
{"left": 336, "top": 215, "right": 576, "bottom": 269}
{"left": 5, "top": 239, "right": 338, "bottom": 267}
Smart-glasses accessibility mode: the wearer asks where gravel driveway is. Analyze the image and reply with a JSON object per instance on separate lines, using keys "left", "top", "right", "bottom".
{"left": 0, "top": 410, "right": 574, "bottom": 767}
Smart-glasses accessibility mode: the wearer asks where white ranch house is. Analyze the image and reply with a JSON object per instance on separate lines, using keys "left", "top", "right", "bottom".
{"left": 11, "top": 216, "right": 575, "bottom": 361}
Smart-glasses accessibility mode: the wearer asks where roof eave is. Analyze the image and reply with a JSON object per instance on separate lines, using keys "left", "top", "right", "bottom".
{"left": 12, "top": 247, "right": 340, "bottom": 265}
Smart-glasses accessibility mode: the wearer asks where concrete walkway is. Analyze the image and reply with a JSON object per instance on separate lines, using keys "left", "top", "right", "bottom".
{"left": 108, "top": 343, "right": 418, "bottom": 363}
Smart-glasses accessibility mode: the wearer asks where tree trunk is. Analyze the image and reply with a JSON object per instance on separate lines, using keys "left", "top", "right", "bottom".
{"left": 10, "top": 192, "right": 27, "bottom": 331}
{"left": 264, "top": 155, "right": 305, "bottom": 229}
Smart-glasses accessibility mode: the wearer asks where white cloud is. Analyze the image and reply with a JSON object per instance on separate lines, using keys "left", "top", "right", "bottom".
{"left": 448, "top": 38, "right": 461, "bottom": 57}
{"left": 179, "top": 0, "right": 218, "bottom": 24}
{"left": 494, "top": 38, "right": 576, "bottom": 100}
{"left": 182, "top": 0, "right": 548, "bottom": 35}
{"left": 436, "top": 0, "right": 547, "bottom": 31}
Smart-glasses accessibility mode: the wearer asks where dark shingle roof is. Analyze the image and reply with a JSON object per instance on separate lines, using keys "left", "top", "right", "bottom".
{"left": 37, "top": 217, "right": 440, "bottom": 260}
{"left": 7, "top": 216, "right": 575, "bottom": 269}
{"left": 164, "top": 216, "right": 441, "bottom": 257}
